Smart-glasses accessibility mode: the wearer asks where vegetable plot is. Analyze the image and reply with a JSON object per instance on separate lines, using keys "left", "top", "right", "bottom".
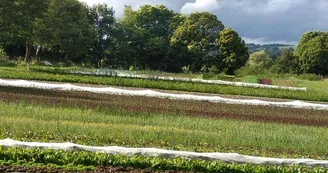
{"left": 0, "top": 79, "right": 326, "bottom": 110}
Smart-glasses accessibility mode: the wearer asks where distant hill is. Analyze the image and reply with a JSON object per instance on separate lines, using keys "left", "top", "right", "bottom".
{"left": 246, "top": 43, "right": 295, "bottom": 52}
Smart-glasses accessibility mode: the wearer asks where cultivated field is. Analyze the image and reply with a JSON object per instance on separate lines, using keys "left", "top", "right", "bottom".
{"left": 1, "top": 66, "right": 328, "bottom": 172}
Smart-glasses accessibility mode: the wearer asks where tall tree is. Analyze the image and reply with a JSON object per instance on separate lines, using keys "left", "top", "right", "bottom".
{"left": 135, "top": 5, "right": 175, "bottom": 71}
{"left": 40, "top": 0, "right": 96, "bottom": 63}
{"left": 294, "top": 31, "right": 328, "bottom": 75}
{"left": 216, "top": 28, "right": 249, "bottom": 74}
{"left": 0, "top": 0, "right": 49, "bottom": 62}
{"left": 88, "top": 4, "right": 116, "bottom": 68}
{"left": 116, "top": 5, "right": 177, "bottom": 71}
{"left": 114, "top": 6, "right": 146, "bottom": 69}
{"left": 171, "top": 12, "right": 225, "bottom": 71}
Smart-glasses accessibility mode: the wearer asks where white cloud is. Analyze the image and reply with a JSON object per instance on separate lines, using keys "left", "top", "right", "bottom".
{"left": 180, "top": 0, "right": 220, "bottom": 14}
{"left": 79, "top": 0, "right": 105, "bottom": 6}
{"left": 242, "top": 37, "right": 298, "bottom": 45}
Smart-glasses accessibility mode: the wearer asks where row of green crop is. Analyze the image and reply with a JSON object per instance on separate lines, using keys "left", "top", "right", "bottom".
{"left": 1, "top": 86, "right": 327, "bottom": 127}
{"left": 0, "top": 66, "right": 326, "bottom": 102}
{"left": 1, "top": 100, "right": 328, "bottom": 159}
{"left": 0, "top": 147, "right": 326, "bottom": 173}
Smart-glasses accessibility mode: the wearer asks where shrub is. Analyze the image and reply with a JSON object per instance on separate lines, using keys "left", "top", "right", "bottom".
{"left": 0, "top": 48, "right": 16, "bottom": 67}
{"left": 0, "top": 48, "right": 8, "bottom": 60}
{"left": 181, "top": 65, "right": 191, "bottom": 74}
{"left": 296, "top": 74, "right": 322, "bottom": 81}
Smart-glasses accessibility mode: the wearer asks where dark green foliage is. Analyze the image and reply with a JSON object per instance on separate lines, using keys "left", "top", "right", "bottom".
{"left": 295, "top": 31, "right": 328, "bottom": 75}
{"left": 87, "top": 4, "right": 116, "bottom": 68}
{"left": 39, "top": 0, "right": 96, "bottom": 63}
{"left": 171, "top": 12, "right": 225, "bottom": 72}
{"left": 217, "top": 28, "right": 249, "bottom": 74}
{"left": 271, "top": 48, "right": 300, "bottom": 74}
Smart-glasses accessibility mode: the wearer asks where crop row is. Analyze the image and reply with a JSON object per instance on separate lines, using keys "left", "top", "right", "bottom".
{"left": 1, "top": 86, "right": 327, "bottom": 127}
{"left": 1, "top": 99, "right": 328, "bottom": 159}
{"left": 0, "top": 66, "right": 326, "bottom": 102}
{"left": 0, "top": 147, "right": 326, "bottom": 173}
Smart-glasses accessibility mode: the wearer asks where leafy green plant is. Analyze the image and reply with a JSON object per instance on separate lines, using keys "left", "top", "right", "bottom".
{"left": 0, "top": 147, "right": 327, "bottom": 172}
{"left": 181, "top": 65, "right": 191, "bottom": 74}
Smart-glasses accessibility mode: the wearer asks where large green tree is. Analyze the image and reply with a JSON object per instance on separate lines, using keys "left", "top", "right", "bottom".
{"left": 116, "top": 5, "right": 177, "bottom": 71}
{"left": 0, "top": 0, "right": 49, "bottom": 62}
{"left": 216, "top": 28, "right": 249, "bottom": 74}
{"left": 39, "top": 0, "right": 96, "bottom": 63}
{"left": 135, "top": 5, "right": 176, "bottom": 71}
{"left": 171, "top": 12, "right": 225, "bottom": 71}
{"left": 295, "top": 31, "right": 328, "bottom": 75}
{"left": 88, "top": 4, "right": 116, "bottom": 68}
{"left": 114, "top": 6, "right": 146, "bottom": 69}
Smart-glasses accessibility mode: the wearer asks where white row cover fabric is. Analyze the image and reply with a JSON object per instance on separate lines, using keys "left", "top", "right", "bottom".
{"left": 0, "top": 139, "right": 327, "bottom": 168}
{"left": 71, "top": 70, "right": 307, "bottom": 91}
{"left": 0, "top": 79, "right": 327, "bottom": 110}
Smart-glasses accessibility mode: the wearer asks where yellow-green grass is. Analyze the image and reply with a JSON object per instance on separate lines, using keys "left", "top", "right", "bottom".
{"left": 1, "top": 101, "right": 328, "bottom": 160}
{"left": 292, "top": 78, "right": 328, "bottom": 95}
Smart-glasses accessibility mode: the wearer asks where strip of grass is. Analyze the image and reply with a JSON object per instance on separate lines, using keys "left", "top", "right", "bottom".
{"left": 2, "top": 147, "right": 325, "bottom": 173}
{"left": 1, "top": 101, "right": 328, "bottom": 159}
{"left": 0, "top": 66, "right": 327, "bottom": 102}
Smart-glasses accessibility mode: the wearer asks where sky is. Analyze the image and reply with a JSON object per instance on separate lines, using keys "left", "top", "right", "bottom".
{"left": 79, "top": 0, "right": 328, "bottom": 45}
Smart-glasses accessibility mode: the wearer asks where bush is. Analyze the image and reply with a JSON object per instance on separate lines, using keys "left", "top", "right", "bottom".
{"left": 181, "top": 65, "right": 191, "bottom": 74}
{"left": 234, "top": 66, "right": 271, "bottom": 77}
{"left": 0, "top": 48, "right": 8, "bottom": 60}
{"left": 129, "top": 65, "right": 135, "bottom": 71}
{"left": 296, "top": 74, "right": 322, "bottom": 81}
{"left": 0, "top": 48, "right": 16, "bottom": 67}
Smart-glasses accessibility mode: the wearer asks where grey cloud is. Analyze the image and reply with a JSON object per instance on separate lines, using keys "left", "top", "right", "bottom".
{"left": 80, "top": 0, "right": 328, "bottom": 44}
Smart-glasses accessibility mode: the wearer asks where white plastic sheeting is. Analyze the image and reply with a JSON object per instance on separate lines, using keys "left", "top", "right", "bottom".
{"left": 70, "top": 70, "right": 307, "bottom": 91}
{"left": 0, "top": 139, "right": 328, "bottom": 168}
{"left": 0, "top": 79, "right": 327, "bottom": 110}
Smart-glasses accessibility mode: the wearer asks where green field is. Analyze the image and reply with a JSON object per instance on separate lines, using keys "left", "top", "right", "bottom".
{"left": 1, "top": 66, "right": 328, "bottom": 172}
{"left": 1, "top": 87, "right": 328, "bottom": 159}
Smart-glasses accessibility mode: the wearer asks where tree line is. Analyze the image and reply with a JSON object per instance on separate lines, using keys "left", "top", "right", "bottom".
{"left": 0, "top": 0, "right": 248, "bottom": 74}
{"left": 0, "top": 0, "right": 327, "bottom": 75}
